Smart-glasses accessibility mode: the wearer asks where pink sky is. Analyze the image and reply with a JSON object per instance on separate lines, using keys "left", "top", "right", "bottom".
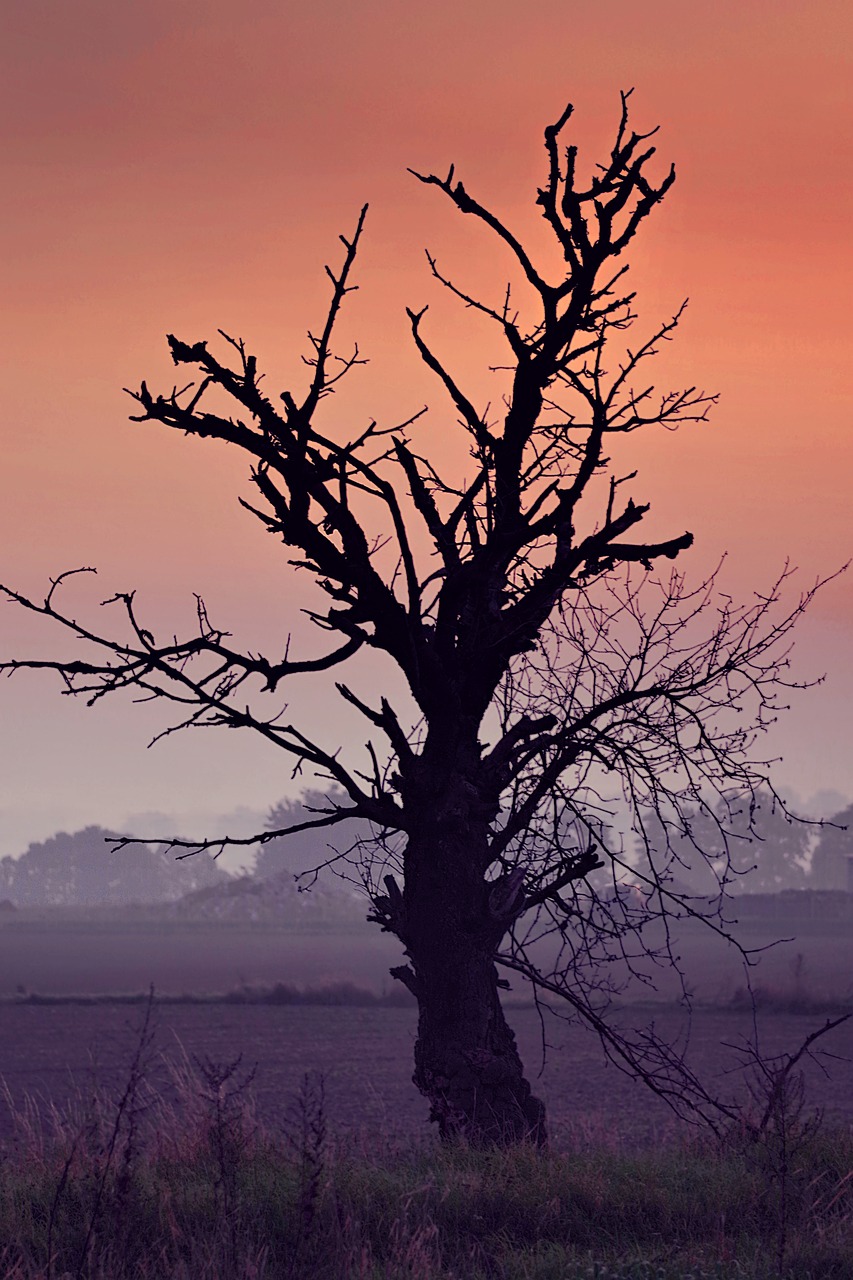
{"left": 1, "top": 0, "right": 851, "bottom": 856}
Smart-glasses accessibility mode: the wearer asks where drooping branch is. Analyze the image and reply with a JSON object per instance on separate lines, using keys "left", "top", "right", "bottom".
{"left": 482, "top": 561, "right": 843, "bottom": 1013}
{"left": 495, "top": 950, "right": 738, "bottom": 1134}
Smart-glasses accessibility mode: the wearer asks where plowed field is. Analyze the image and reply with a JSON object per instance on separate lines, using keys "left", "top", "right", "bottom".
{"left": 2, "top": 1000, "right": 851, "bottom": 1152}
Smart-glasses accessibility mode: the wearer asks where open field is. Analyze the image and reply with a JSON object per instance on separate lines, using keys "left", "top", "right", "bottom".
{"left": 2, "top": 998, "right": 853, "bottom": 1278}
{"left": 1, "top": 910, "right": 851, "bottom": 1149}
{"left": 2, "top": 1001, "right": 852, "bottom": 1151}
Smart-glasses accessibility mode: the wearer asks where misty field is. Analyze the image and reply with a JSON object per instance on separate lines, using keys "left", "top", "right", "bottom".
{"left": 0, "top": 917, "right": 402, "bottom": 1000}
{"left": 1, "top": 913, "right": 852, "bottom": 1148}
{"left": 2, "top": 910, "right": 852, "bottom": 1005}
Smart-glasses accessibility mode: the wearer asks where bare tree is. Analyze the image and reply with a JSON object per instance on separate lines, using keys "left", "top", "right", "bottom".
{"left": 1, "top": 93, "right": 832, "bottom": 1146}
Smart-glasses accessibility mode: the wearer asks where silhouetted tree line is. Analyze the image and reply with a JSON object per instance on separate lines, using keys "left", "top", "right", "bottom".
{"left": 1, "top": 786, "right": 849, "bottom": 910}
{"left": 811, "top": 801, "right": 853, "bottom": 891}
{"left": 638, "top": 787, "right": 852, "bottom": 896}
{"left": 0, "top": 791, "right": 366, "bottom": 911}
{"left": 261, "top": 785, "right": 853, "bottom": 899}
{"left": 0, "top": 826, "right": 225, "bottom": 908}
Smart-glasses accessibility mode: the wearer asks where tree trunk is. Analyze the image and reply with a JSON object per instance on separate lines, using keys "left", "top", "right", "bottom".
{"left": 409, "top": 940, "right": 547, "bottom": 1147}
{"left": 398, "top": 821, "right": 547, "bottom": 1148}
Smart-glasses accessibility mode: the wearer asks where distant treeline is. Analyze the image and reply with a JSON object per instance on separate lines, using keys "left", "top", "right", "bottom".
{"left": 0, "top": 827, "right": 226, "bottom": 908}
{"left": 0, "top": 789, "right": 369, "bottom": 916}
{"left": 638, "top": 790, "right": 853, "bottom": 895}
{"left": 1, "top": 788, "right": 850, "bottom": 910}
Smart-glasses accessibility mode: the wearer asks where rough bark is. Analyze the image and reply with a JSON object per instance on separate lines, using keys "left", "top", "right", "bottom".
{"left": 392, "top": 747, "right": 547, "bottom": 1146}
{"left": 408, "top": 925, "right": 546, "bottom": 1147}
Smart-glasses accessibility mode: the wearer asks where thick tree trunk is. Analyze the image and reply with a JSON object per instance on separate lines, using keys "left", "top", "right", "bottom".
{"left": 409, "top": 938, "right": 547, "bottom": 1147}
{"left": 396, "top": 813, "right": 547, "bottom": 1147}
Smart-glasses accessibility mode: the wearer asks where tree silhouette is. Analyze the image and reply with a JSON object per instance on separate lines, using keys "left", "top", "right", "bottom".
{"left": 0, "top": 826, "right": 225, "bottom": 907}
{"left": 639, "top": 785, "right": 810, "bottom": 897}
{"left": 255, "top": 788, "right": 364, "bottom": 881}
{"left": 810, "top": 803, "right": 853, "bottom": 891}
{"left": 1, "top": 94, "right": 829, "bottom": 1145}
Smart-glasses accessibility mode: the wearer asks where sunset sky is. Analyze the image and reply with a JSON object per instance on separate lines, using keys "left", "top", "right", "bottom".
{"left": 1, "top": 0, "right": 851, "bottom": 860}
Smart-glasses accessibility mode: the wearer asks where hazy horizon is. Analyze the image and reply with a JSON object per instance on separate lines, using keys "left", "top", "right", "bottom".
{"left": 3, "top": 783, "right": 850, "bottom": 880}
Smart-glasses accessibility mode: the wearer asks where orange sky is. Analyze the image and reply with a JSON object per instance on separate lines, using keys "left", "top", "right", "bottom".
{"left": 1, "top": 0, "right": 851, "bottom": 857}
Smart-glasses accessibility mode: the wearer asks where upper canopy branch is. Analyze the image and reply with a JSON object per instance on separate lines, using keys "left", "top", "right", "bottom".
{"left": 402, "top": 94, "right": 704, "bottom": 677}
{"left": 405, "top": 305, "right": 494, "bottom": 455}
{"left": 408, "top": 165, "right": 552, "bottom": 299}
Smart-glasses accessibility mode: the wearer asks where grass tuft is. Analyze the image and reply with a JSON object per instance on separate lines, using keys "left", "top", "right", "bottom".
{"left": 2, "top": 1001, "right": 852, "bottom": 1278}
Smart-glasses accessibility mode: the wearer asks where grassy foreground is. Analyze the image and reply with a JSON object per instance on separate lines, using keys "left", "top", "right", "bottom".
{"left": 1, "top": 1004, "right": 851, "bottom": 1279}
